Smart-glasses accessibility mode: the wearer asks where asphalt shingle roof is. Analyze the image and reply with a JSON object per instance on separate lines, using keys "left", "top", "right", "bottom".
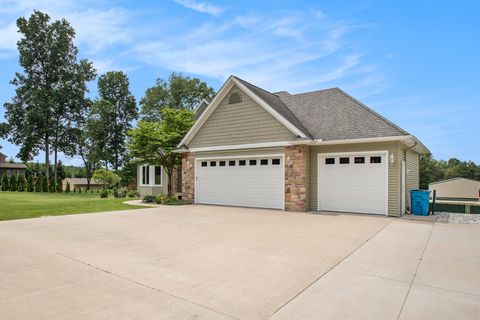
{"left": 234, "top": 76, "right": 409, "bottom": 141}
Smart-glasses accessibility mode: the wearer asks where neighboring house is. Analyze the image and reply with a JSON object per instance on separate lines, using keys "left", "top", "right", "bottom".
{"left": 429, "top": 177, "right": 480, "bottom": 201}
{"left": 175, "top": 76, "right": 429, "bottom": 216}
{"left": 0, "top": 152, "right": 27, "bottom": 177}
{"left": 62, "top": 178, "right": 103, "bottom": 191}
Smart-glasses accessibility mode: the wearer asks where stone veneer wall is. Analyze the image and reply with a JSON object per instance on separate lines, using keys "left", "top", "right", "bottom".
{"left": 182, "top": 152, "right": 195, "bottom": 201}
{"left": 285, "top": 145, "right": 308, "bottom": 211}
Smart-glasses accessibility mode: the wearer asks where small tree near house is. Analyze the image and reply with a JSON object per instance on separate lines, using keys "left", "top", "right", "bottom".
{"left": 128, "top": 108, "right": 194, "bottom": 196}
{"left": 9, "top": 174, "right": 17, "bottom": 191}
{"left": 1, "top": 173, "right": 9, "bottom": 191}
{"left": 17, "top": 173, "right": 26, "bottom": 191}
{"left": 93, "top": 168, "right": 121, "bottom": 190}
{"left": 27, "top": 174, "right": 34, "bottom": 192}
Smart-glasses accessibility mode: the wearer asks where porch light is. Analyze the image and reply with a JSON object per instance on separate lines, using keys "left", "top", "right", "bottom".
{"left": 389, "top": 152, "right": 395, "bottom": 166}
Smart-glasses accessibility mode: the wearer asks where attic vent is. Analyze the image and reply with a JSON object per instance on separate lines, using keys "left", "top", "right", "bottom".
{"left": 228, "top": 92, "right": 242, "bottom": 104}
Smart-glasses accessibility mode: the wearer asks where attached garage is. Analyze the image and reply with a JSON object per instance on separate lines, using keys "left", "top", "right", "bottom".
{"left": 317, "top": 152, "right": 388, "bottom": 215}
{"left": 196, "top": 156, "right": 284, "bottom": 209}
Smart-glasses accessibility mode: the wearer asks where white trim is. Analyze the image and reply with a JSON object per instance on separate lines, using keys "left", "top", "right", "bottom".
{"left": 177, "top": 76, "right": 308, "bottom": 147}
{"left": 317, "top": 150, "right": 389, "bottom": 216}
{"left": 187, "top": 141, "right": 291, "bottom": 153}
{"left": 194, "top": 154, "right": 285, "bottom": 211}
{"left": 401, "top": 160, "right": 406, "bottom": 215}
{"left": 232, "top": 78, "right": 307, "bottom": 138}
{"left": 139, "top": 165, "right": 163, "bottom": 187}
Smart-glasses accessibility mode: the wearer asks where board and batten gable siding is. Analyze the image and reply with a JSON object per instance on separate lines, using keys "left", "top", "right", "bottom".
{"left": 188, "top": 86, "right": 296, "bottom": 148}
{"left": 308, "top": 141, "right": 403, "bottom": 216}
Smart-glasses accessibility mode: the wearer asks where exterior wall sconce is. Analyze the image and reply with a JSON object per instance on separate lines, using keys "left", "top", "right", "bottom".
{"left": 389, "top": 152, "right": 395, "bottom": 166}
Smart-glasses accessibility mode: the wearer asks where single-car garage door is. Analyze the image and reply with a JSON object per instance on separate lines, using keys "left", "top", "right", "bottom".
{"left": 318, "top": 152, "right": 388, "bottom": 215}
{"left": 196, "top": 156, "right": 284, "bottom": 209}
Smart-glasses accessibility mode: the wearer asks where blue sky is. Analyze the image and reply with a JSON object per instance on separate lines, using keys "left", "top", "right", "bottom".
{"left": 0, "top": 0, "right": 479, "bottom": 165}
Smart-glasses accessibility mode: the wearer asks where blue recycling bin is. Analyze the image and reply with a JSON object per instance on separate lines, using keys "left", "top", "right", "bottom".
{"left": 410, "top": 190, "right": 431, "bottom": 216}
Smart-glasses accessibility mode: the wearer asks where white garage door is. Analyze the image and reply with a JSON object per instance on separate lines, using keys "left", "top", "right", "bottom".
{"left": 318, "top": 152, "right": 388, "bottom": 215}
{"left": 196, "top": 156, "right": 284, "bottom": 209}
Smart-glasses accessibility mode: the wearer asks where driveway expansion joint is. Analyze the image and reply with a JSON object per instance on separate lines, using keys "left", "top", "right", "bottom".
{"left": 55, "top": 252, "right": 240, "bottom": 320}
{"left": 265, "top": 217, "right": 398, "bottom": 319}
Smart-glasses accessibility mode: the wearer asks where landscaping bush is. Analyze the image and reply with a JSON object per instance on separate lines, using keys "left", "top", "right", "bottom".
{"left": 65, "top": 182, "right": 70, "bottom": 193}
{"left": 73, "top": 187, "right": 76, "bottom": 193}
{"left": 48, "top": 177, "right": 56, "bottom": 193}
{"left": 142, "top": 195, "right": 156, "bottom": 203}
{"left": 42, "top": 176, "right": 48, "bottom": 192}
{"left": 78, "top": 188, "right": 82, "bottom": 194}
{"left": 9, "top": 174, "right": 17, "bottom": 191}
{"left": 155, "top": 195, "right": 178, "bottom": 205}
{"left": 127, "top": 190, "right": 140, "bottom": 198}
{"left": 35, "top": 175, "right": 43, "bottom": 192}
{"left": 27, "top": 175, "right": 34, "bottom": 192}
{"left": 112, "top": 186, "right": 119, "bottom": 198}
{"left": 116, "top": 187, "right": 128, "bottom": 198}
{"left": 1, "top": 173, "right": 8, "bottom": 191}
{"left": 99, "top": 190, "right": 109, "bottom": 198}
{"left": 17, "top": 174, "right": 26, "bottom": 192}
{"left": 56, "top": 178, "right": 62, "bottom": 193}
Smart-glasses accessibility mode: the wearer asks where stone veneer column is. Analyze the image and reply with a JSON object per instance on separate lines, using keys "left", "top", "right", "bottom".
{"left": 284, "top": 145, "right": 308, "bottom": 211}
{"left": 182, "top": 152, "right": 195, "bottom": 201}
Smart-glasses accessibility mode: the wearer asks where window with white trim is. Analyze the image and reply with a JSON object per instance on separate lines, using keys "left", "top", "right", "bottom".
{"left": 142, "top": 165, "right": 150, "bottom": 185}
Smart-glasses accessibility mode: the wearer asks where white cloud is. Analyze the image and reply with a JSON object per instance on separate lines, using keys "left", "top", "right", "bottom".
{"left": 174, "top": 0, "right": 223, "bottom": 16}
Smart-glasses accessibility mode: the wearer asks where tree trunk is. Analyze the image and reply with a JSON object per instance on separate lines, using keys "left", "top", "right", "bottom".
{"left": 53, "top": 140, "right": 58, "bottom": 184}
{"left": 45, "top": 135, "right": 50, "bottom": 185}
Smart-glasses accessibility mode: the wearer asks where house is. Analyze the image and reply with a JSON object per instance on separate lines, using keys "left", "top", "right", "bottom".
{"left": 62, "top": 178, "right": 103, "bottom": 191}
{"left": 173, "top": 76, "right": 429, "bottom": 216}
{"left": 429, "top": 177, "right": 480, "bottom": 201}
{"left": 0, "top": 152, "right": 27, "bottom": 177}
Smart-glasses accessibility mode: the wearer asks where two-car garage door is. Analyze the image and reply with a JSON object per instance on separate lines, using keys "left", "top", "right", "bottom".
{"left": 318, "top": 152, "right": 388, "bottom": 215}
{"left": 196, "top": 156, "right": 284, "bottom": 209}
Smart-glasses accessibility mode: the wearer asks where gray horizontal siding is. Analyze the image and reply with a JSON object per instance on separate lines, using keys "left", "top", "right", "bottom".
{"left": 188, "top": 86, "right": 295, "bottom": 148}
{"left": 195, "top": 147, "right": 285, "bottom": 159}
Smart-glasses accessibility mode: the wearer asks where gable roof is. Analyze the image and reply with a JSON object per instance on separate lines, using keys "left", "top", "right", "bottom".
{"left": 279, "top": 87, "right": 409, "bottom": 141}
{"left": 180, "top": 75, "right": 426, "bottom": 152}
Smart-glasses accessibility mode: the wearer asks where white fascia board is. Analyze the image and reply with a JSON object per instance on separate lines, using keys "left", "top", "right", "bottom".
{"left": 232, "top": 78, "right": 308, "bottom": 138}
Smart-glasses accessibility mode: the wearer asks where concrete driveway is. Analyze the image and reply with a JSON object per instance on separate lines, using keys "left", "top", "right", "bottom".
{"left": 0, "top": 206, "right": 478, "bottom": 320}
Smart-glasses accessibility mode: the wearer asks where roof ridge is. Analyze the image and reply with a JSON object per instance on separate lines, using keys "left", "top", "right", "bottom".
{"left": 332, "top": 87, "right": 409, "bottom": 135}
{"left": 289, "top": 87, "right": 339, "bottom": 97}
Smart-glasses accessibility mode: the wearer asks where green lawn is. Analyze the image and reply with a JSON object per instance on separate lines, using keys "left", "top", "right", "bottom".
{"left": 0, "top": 192, "right": 142, "bottom": 221}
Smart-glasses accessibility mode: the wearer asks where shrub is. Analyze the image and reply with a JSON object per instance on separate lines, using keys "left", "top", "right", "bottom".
{"left": 73, "top": 187, "right": 76, "bottom": 193}
{"left": 155, "top": 194, "right": 177, "bottom": 205}
{"left": 65, "top": 182, "right": 70, "bottom": 193}
{"left": 17, "top": 174, "right": 26, "bottom": 192}
{"left": 1, "top": 173, "right": 8, "bottom": 191}
{"left": 127, "top": 190, "right": 140, "bottom": 198}
{"left": 35, "top": 175, "right": 43, "bottom": 192}
{"left": 117, "top": 187, "right": 128, "bottom": 198}
{"left": 99, "top": 190, "right": 109, "bottom": 198}
{"left": 42, "top": 176, "right": 48, "bottom": 192}
{"left": 90, "top": 189, "right": 93, "bottom": 194}
{"left": 142, "top": 195, "right": 156, "bottom": 203}
{"left": 112, "top": 186, "right": 119, "bottom": 198}
{"left": 9, "top": 174, "right": 17, "bottom": 191}
{"left": 96, "top": 189, "right": 99, "bottom": 193}
{"left": 57, "top": 178, "right": 63, "bottom": 193}
{"left": 48, "top": 177, "right": 56, "bottom": 193}
{"left": 78, "top": 188, "right": 82, "bottom": 194}
{"left": 27, "top": 175, "right": 34, "bottom": 192}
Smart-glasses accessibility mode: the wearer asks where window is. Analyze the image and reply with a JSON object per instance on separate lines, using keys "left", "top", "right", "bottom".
{"left": 339, "top": 157, "right": 350, "bottom": 164}
{"left": 201, "top": 161, "right": 208, "bottom": 167}
{"left": 229, "top": 160, "right": 236, "bottom": 166}
{"left": 210, "top": 161, "right": 216, "bottom": 167}
{"left": 239, "top": 160, "right": 246, "bottom": 166}
{"left": 325, "top": 158, "right": 335, "bottom": 165}
{"left": 354, "top": 157, "right": 365, "bottom": 164}
{"left": 154, "top": 166, "right": 162, "bottom": 185}
{"left": 141, "top": 166, "right": 150, "bottom": 185}
{"left": 249, "top": 159, "right": 257, "bottom": 165}
{"left": 272, "top": 159, "right": 281, "bottom": 165}
{"left": 260, "top": 159, "right": 268, "bottom": 165}
{"left": 370, "top": 156, "right": 382, "bottom": 164}
{"left": 228, "top": 92, "right": 242, "bottom": 104}
{"left": 219, "top": 161, "right": 226, "bottom": 167}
